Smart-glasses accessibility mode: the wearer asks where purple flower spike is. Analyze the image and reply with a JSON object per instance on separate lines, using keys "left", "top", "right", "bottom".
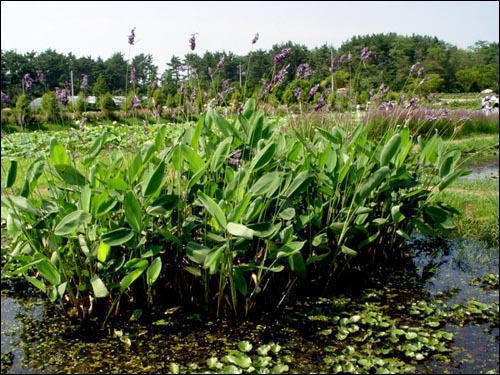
{"left": 36, "top": 70, "right": 45, "bottom": 84}
{"left": 131, "top": 95, "right": 140, "bottom": 109}
{"left": 23, "top": 73, "right": 33, "bottom": 92}
{"left": 252, "top": 33, "right": 259, "bottom": 44}
{"left": 217, "top": 56, "right": 225, "bottom": 70}
{"left": 1, "top": 91, "right": 10, "bottom": 105}
{"left": 150, "top": 79, "right": 158, "bottom": 91}
{"left": 330, "top": 59, "right": 336, "bottom": 74}
{"left": 128, "top": 27, "right": 136, "bottom": 45}
{"left": 313, "top": 96, "right": 326, "bottom": 111}
{"left": 273, "top": 48, "right": 291, "bottom": 65}
{"left": 360, "top": 47, "right": 371, "bottom": 62}
{"left": 309, "top": 84, "right": 319, "bottom": 99}
{"left": 292, "top": 87, "right": 302, "bottom": 101}
{"left": 55, "top": 87, "right": 69, "bottom": 105}
{"left": 81, "top": 74, "right": 88, "bottom": 90}
{"left": 130, "top": 66, "right": 137, "bottom": 82}
{"left": 189, "top": 33, "right": 196, "bottom": 51}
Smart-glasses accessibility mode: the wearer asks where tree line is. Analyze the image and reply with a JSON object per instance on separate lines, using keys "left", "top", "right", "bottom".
{"left": 1, "top": 32, "right": 498, "bottom": 109}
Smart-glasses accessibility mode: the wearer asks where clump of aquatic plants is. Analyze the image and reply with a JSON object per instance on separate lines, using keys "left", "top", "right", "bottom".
{"left": 1, "top": 90, "right": 471, "bottom": 323}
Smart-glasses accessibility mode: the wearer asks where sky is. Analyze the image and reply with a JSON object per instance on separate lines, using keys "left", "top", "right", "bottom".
{"left": 1, "top": 1, "right": 499, "bottom": 70}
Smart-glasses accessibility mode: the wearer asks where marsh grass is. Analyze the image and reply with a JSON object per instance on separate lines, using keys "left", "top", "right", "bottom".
{"left": 437, "top": 179, "right": 499, "bottom": 247}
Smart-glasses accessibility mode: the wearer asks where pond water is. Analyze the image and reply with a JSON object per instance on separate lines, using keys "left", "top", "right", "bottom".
{"left": 1, "top": 236, "right": 498, "bottom": 374}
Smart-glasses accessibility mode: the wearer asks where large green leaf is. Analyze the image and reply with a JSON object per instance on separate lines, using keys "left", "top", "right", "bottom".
{"left": 186, "top": 241, "right": 211, "bottom": 265}
{"left": 120, "top": 266, "right": 147, "bottom": 293}
{"left": 143, "top": 160, "right": 165, "bottom": 196}
{"left": 97, "top": 240, "right": 111, "bottom": 263}
{"left": 83, "top": 132, "right": 109, "bottom": 166}
{"left": 50, "top": 138, "right": 69, "bottom": 165}
{"left": 34, "top": 255, "right": 61, "bottom": 285}
{"left": 54, "top": 210, "right": 92, "bottom": 236}
{"left": 54, "top": 164, "right": 87, "bottom": 186}
{"left": 282, "top": 171, "right": 313, "bottom": 198}
{"left": 125, "top": 191, "right": 143, "bottom": 232}
{"left": 20, "top": 158, "right": 44, "bottom": 198}
{"left": 5, "top": 159, "right": 17, "bottom": 188}
{"left": 147, "top": 257, "right": 162, "bottom": 288}
{"left": 248, "top": 142, "right": 276, "bottom": 172}
{"left": 101, "top": 227, "right": 134, "bottom": 246}
{"left": 197, "top": 191, "right": 227, "bottom": 230}
{"left": 380, "top": 133, "right": 401, "bottom": 166}
{"left": 249, "top": 171, "right": 282, "bottom": 197}
{"left": 210, "top": 137, "right": 233, "bottom": 172}
{"left": 91, "top": 275, "right": 109, "bottom": 298}
{"left": 274, "top": 241, "right": 305, "bottom": 259}
{"left": 226, "top": 222, "right": 254, "bottom": 239}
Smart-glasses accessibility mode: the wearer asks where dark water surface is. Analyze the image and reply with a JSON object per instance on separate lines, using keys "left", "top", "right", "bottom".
{"left": 1, "top": 237, "right": 498, "bottom": 374}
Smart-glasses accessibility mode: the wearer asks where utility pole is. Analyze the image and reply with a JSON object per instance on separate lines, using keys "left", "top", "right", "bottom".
{"left": 239, "top": 62, "right": 242, "bottom": 88}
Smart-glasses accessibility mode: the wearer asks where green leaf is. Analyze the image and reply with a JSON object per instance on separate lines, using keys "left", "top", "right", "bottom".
{"left": 143, "top": 160, "right": 165, "bottom": 196}
{"left": 227, "top": 222, "right": 254, "bottom": 239}
{"left": 6, "top": 195, "right": 40, "bottom": 215}
{"left": 83, "top": 132, "right": 108, "bottom": 166}
{"left": 197, "top": 191, "right": 227, "bottom": 230}
{"left": 125, "top": 191, "right": 143, "bottom": 232}
{"left": 380, "top": 133, "right": 401, "bottom": 166}
{"left": 210, "top": 136, "right": 233, "bottom": 172}
{"left": 391, "top": 205, "right": 406, "bottom": 223}
{"left": 20, "top": 158, "right": 44, "bottom": 197}
{"left": 120, "top": 266, "right": 147, "bottom": 293}
{"left": 186, "top": 241, "right": 210, "bottom": 265}
{"left": 282, "top": 171, "right": 313, "bottom": 198}
{"left": 97, "top": 240, "right": 111, "bottom": 263}
{"left": 54, "top": 210, "right": 92, "bottom": 236}
{"left": 35, "top": 256, "right": 61, "bottom": 285}
{"left": 146, "top": 257, "right": 162, "bottom": 288}
{"left": 438, "top": 168, "right": 471, "bottom": 191}
{"left": 438, "top": 150, "right": 461, "bottom": 177}
{"left": 275, "top": 241, "right": 305, "bottom": 259}
{"left": 50, "top": 138, "right": 69, "bottom": 165}
{"left": 249, "top": 142, "right": 276, "bottom": 173}
{"left": 249, "top": 171, "right": 281, "bottom": 197}
{"left": 180, "top": 144, "right": 205, "bottom": 172}
{"left": 5, "top": 159, "right": 17, "bottom": 188}
{"left": 101, "top": 227, "right": 134, "bottom": 246}
{"left": 54, "top": 164, "right": 87, "bottom": 186}
{"left": 25, "top": 275, "right": 46, "bottom": 293}
{"left": 91, "top": 275, "right": 109, "bottom": 298}
{"left": 357, "top": 166, "right": 390, "bottom": 201}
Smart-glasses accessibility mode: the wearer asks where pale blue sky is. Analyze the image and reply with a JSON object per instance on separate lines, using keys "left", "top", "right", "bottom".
{"left": 1, "top": 1, "right": 499, "bottom": 69}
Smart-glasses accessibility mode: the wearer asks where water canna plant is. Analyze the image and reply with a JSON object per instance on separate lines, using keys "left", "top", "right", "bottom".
{"left": 1, "top": 98, "right": 470, "bottom": 322}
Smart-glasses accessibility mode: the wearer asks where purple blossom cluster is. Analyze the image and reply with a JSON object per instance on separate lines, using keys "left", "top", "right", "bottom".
{"left": 131, "top": 95, "right": 140, "bottom": 109}
{"left": 128, "top": 27, "right": 136, "bottom": 45}
{"left": 308, "top": 84, "right": 319, "bottom": 99}
{"left": 1, "top": 91, "right": 9, "bottom": 105}
{"left": 23, "top": 73, "right": 33, "bottom": 92}
{"left": 150, "top": 79, "right": 158, "bottom": 91}
{"left": 228, "top": 149, "right": 242, "bottom": 169}
{"left": 55, "top": 87, "right": 69, "bottom": 105}
{"left": 360, "top": 47, "right": 371, "bottom": 62}
{"left": 80, "top": 74, "right": 88, "bottom": 91}
{"left": 189, "top": 33, "right": 196, "bottom": 51}
{"left": 130, "top": 66, "right": 137, "bottom": 82}
{"left": 313, "top": 95, "right": 326, "bottom": 111}
{"left": 252, "top": 33, "right": 259, "bottom": 45}
{"left": 273, "top": 48, "right": 291, "bottom": 65}
{"left": 292, "top": 87, "right": 302, "bottom": 101}
{"left": 36, "top": 70, "right": 45, "bottom": 84}
{"left": 296, "top": 63, "right": 314, "bottom": 79}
